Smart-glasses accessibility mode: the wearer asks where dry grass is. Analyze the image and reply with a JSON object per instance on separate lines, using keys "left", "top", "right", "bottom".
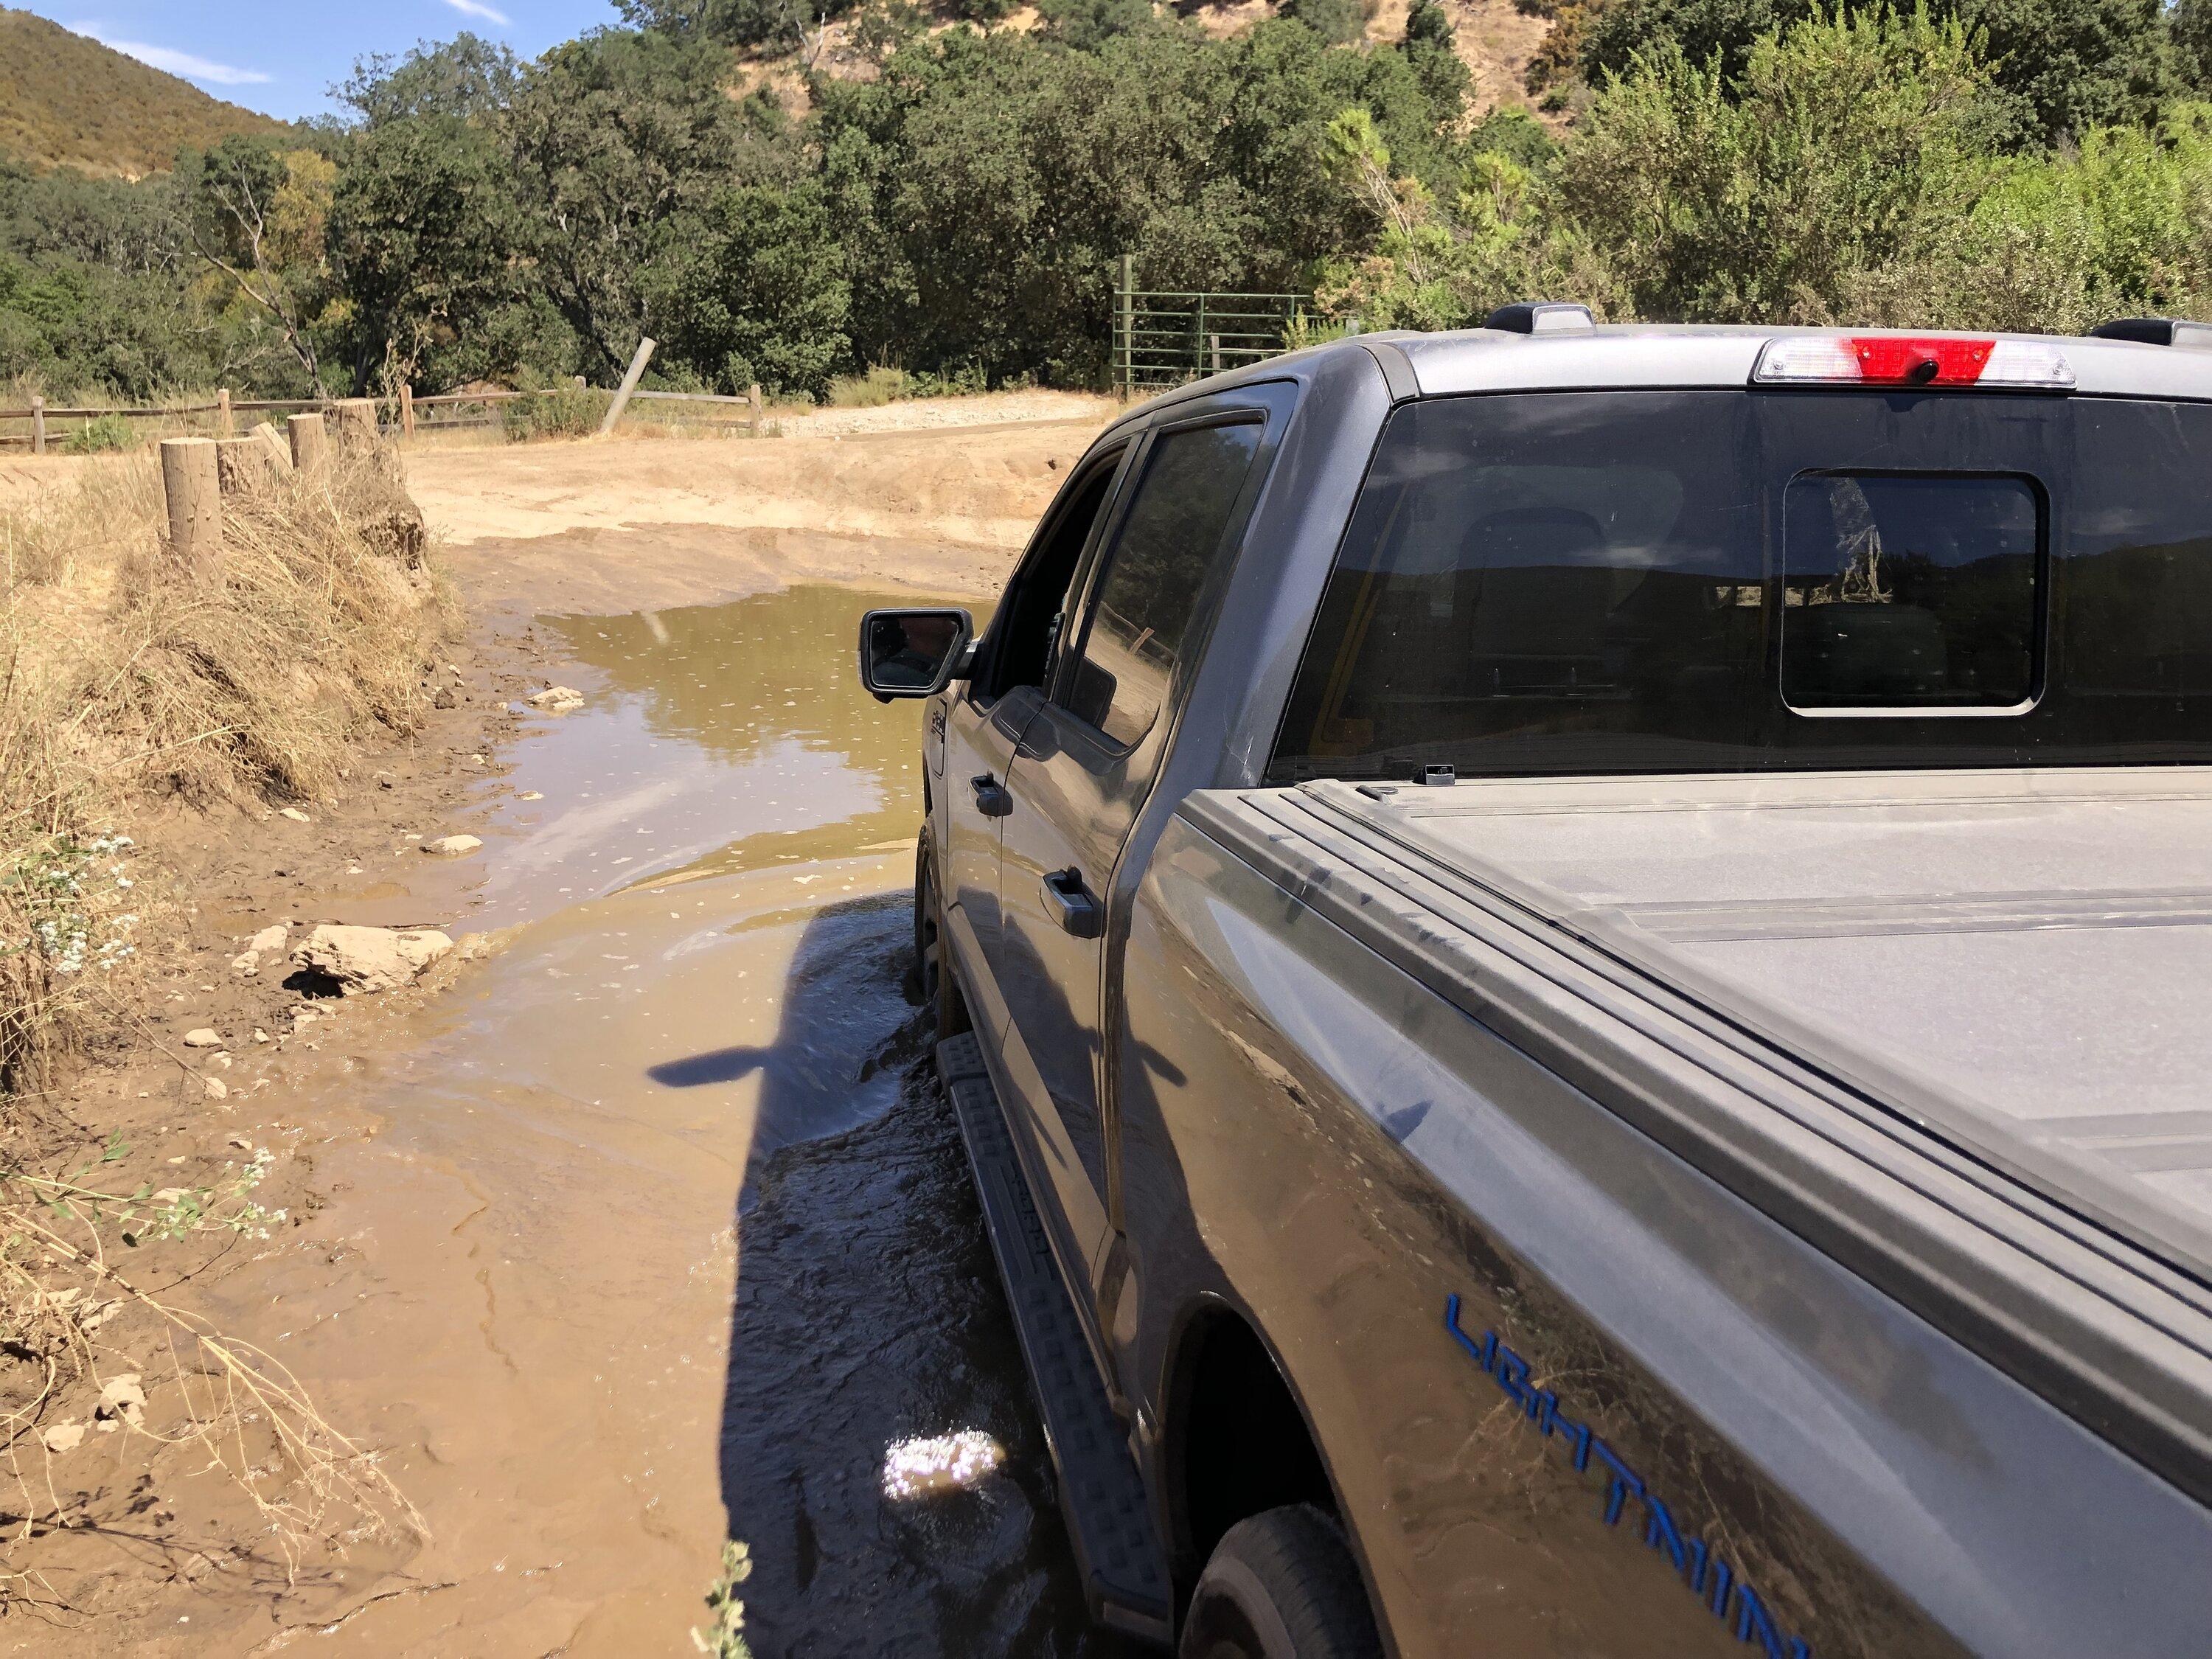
{"left": 0, "top": 437, "right": 451, "bottom": 1616}
{"left": 1, "top": 441, "right": 453, "bottom": 1088}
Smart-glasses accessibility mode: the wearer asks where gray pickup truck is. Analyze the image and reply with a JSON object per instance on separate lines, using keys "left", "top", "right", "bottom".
{"left": 858, "top": 310, "right": 2212, "bottom": 1659}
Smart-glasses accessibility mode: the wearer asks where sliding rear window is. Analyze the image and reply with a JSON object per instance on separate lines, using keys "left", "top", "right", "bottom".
{"left": 1269, "top": 389, "right": 2212, "bottom": 782}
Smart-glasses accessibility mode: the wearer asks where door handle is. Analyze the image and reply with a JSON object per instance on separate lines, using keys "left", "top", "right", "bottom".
{"left": 970, "top": 773, "right": 1012, "bottom": 818}
{"left": 1042, "top": 868, "right": 1102, "bottom": 939}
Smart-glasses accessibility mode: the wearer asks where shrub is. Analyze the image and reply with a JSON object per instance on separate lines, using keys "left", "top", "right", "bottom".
{"left": 827, "top": 366, "right": 908, "bottom": 407}
{"left": 500, "top": 380, "right": 610, "bottom": 441}
{"left": 61, "top": 412, "right": 135, "bottom": 453}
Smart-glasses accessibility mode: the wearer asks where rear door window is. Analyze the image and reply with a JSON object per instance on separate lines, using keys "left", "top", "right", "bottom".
{"left": 1781, "top": 473, "right": 2042, "bottom": 710}
{"left": 1062, "top": 420, "right": 1264, "bottom": 748}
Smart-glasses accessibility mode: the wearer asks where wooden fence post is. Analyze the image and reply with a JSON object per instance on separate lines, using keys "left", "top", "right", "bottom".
{"left": 217, "top": 388, "right": 233, "bottom": 435}
{"left": 252, "top": 421, "right": 293, "bottom": 471}
{"left": 215, "top": 437, "right": 274, "bottom": 493}
{"left": 748, "top": 383, "right": 763, "bottom": 428}
{"left": 599, "top": 337, "right": 656, "bottom": 435}
{"left": 29, "top": 395, "right": 44, "bottom": 456}
{"left": 288, "top": 411, "right": 326, "bottom": 470}
{"left": 160, "top": 437, "right": 222, "bottom": 565}
{"left": 400, "top": 384, "right": 416, "bottom": 439}
{"left": 1210, "top": 333, "right": 1222, "bottom": 374}
{"left": 332, "top": 398, "right": 377, "bottom": 450}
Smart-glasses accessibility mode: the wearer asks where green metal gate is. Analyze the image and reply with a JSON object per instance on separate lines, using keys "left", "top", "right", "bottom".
{"left": 1111, "top": 254, "right": 1304, "bottom": 394}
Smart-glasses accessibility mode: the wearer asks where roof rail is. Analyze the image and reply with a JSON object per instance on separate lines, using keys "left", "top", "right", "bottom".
{"left": 1484, "top": 302, "right": 1595, "bottom": 336}
{"left": 2089, "top": 317, "right": 2212, "bottom": 350}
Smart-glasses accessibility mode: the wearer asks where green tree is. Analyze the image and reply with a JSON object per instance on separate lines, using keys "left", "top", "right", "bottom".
{"left": 1401, "top": 0, "right": 1475, "bottom": 121}
{"left": 502, "top": 29, "right": 788, "bottom": 380}
{"left": 1579, "top": 0, "right": 2173, "bottom": 144}
{"left": 2180, "top": 0, "right": 2212, "bottom": 91}
{"left": 1284, "top": 0, "right": 1369, "bottom": 46}
{"left": 1548, "top": 10, "right": 2005, "bottom": 319}
{"left": 326, "top": 114, "right": 522, "bottom": 393}
{"left": 338, "top": 34, "right": 521, "bottom": 125}
{"left": 648, "top": 181, "right": 852, "bottom": 396}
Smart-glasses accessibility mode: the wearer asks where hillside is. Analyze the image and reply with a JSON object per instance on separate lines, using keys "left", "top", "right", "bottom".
{"left": 775, "top": 0, "right": 1555, "bottom": 117}
{"left": 0, "top": 8, "right": 291, "bottom": 176}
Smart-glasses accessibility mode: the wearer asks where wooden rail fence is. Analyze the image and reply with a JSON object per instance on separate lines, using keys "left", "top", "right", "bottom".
{"left": 0, "top": 377, "right": 770, "bottom": 453}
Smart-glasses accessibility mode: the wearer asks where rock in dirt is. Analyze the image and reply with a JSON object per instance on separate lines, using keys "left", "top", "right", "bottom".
{"left": 204, "top": 1076, "right": 229, "bottom": 1101}
{"left": 41, "top": 1422, "right": 86, "bottom": 1455}
{"left": 97, "top": 1374, "right": 146, "bottom": 1429}
{"left": 278, "top": 807, "right": 312, "bottom": 824}
{"left": 248, "top": 924, "right": 288, "bottom": 954}
{"left": 182, "top": 1028, "right": 222, "bottom": 1048}
{"left": 292, "top": 923, "right": 453, "bottom": 995}
{"left": 422, "top": 835, "right": 483, "bottom": 857}
{"left": 526, "top": 685, "right": 585, "bottom": 712}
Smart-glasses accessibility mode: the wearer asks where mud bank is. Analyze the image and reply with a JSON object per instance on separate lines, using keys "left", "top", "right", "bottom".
{"left": 18, "top": 565, "right": 1135, "bottom": 1654}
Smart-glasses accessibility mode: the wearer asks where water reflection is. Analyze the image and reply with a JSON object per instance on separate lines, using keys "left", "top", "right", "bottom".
{"left": 477, "top": 585, "right": 981, "bottom": 922}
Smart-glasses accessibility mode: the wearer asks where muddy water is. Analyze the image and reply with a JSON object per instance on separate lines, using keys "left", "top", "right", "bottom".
{"left": 201, "top": 583, "right": 1131, "bottom": 1655}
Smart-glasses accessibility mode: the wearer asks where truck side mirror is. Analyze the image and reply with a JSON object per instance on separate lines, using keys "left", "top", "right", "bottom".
{"left": 859, "top": 608, "right": 975, "bottom": 702}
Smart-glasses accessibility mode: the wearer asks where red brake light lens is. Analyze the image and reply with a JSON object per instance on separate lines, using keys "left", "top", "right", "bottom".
{"left": 1753, "top": 335, "right": 2074, "bottom": 390}
{"left": 1850, "top": 335, "right": 1992, "bottom": 385}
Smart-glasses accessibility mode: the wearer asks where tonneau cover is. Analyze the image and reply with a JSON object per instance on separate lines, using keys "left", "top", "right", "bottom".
{"left": 1312, "top": 767, "right": 2212, "bottom": 1287}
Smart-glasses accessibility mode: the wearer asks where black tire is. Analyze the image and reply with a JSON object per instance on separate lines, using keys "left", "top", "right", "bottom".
{"left": 914, "top": 835, "right": 970, "bottom": 1037}
{"left": 1180, "top": 1506, "right": 1382, "bottom": 1659}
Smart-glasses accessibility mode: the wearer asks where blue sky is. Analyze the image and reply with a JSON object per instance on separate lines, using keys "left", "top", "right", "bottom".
{"left": 19, "top": 1, "right": 627, "bottom": 121}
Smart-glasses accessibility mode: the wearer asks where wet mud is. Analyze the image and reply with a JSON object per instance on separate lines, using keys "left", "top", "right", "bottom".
{"left": 144, "top": 580, "right": 1128, "bottom": 1655}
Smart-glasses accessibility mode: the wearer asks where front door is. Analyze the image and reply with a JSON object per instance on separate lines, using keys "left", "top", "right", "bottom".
{"left": 998, "top": 417, "right": 1268, "bottom": 1292}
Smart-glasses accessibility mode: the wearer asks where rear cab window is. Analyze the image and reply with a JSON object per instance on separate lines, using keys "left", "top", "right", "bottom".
{"left": 1270, "top": 389, "right": 2212, "bottom": 781}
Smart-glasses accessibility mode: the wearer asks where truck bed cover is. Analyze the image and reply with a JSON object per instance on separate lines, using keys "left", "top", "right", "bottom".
{"left": 1309, "top": 766, "right": 2212, "bottom": 1289}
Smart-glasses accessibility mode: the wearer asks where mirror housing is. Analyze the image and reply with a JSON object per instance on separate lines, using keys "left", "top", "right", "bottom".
{"left": 858, "top": 607, "right": 975, "bottom": 702}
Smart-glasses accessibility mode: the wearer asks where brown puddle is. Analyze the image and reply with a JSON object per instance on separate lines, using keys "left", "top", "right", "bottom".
{"left": 167, "top": 582, "right": 1130, "bottom": 1655}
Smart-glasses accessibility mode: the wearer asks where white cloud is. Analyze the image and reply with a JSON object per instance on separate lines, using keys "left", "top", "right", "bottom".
{"left": 442, "top": 0, "right": 512, "bottom": 23}
{"left": 86, "top": 32, "right": 272, "bottom": 86}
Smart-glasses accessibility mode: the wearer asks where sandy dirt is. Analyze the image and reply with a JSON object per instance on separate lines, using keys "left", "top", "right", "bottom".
{"left": 7, "top": 397, "right": 1124, "bottom": 1655}
{"left": 405, "top": 414, "right": 1112, "bottom": 615}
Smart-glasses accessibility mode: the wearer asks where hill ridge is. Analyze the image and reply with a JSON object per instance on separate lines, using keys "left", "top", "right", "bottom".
{"left": 0, "top": 8, "right": 291, "bottom": 177}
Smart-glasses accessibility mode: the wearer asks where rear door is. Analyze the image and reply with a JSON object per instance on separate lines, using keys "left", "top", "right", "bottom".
{"left": 998, "top": 414, "right": 1271, "bottom": 1295}
{"left": 939, "top": 451, "right": 1128, "bottom": 1026}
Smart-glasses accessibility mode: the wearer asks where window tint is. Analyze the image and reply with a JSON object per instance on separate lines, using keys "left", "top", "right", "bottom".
{"left": 1275, "top": 392, "right": 1764, "bottom": 778}
{"left": 985, "top": 460, "right": 1120, "bottom": 697}
{"left": 1782, "top": 475, "right": 2039, "bottom": 709}
{"left": 1064, "top": 421, "right": 1263, "bottom": 746}
{"left": 1269, "top": 390, "right": 2212, "bottom": 782}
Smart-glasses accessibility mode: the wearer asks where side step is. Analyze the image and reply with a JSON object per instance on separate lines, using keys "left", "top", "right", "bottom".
{"left": 936, "top": 1033, "right": 1175, "bottom": 1647}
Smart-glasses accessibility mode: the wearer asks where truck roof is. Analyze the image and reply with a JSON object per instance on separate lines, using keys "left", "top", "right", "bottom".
{"left": 1316, "top": 765, "right": 2212, "bottom": 1287}
{"left": 1147, "top": 322, "right": 2212, "bottom": 408}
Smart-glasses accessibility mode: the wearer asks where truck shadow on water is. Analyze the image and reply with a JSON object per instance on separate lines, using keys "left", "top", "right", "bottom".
{"left": 650, "top": 892, "right": 1129, "bottom": 1658}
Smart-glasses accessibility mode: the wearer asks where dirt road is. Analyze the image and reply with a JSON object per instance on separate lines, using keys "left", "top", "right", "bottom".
{"left": 10, "top": 404, "right": 1129, "bottom": 1653}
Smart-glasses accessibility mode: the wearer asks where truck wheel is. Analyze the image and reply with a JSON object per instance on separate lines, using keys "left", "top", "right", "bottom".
{"left": 914, "top": 838, "right": 970, "bottom": 1037}
{"left": 1180, "top": 1506, "right": 1382, "bottom": 1659}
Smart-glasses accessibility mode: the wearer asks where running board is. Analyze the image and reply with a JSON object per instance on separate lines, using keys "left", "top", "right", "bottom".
{"left": 936, "top": 1033, "right": 1175, "bottom": 1646}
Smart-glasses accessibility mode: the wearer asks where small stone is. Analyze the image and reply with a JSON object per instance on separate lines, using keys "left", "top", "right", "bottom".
{"left": 204, "top": 1076, "right": 229, "bottom": 1101}
{"left": 278, "top": 807, "right": 311, "bottom": 824}
{"left": 432, "top": 686, "right": 458, "bottom": 709}
{"left": 422, "top": 835, "right": 483, "bottom": 857}
{"left": 97, "top": 1374, "right": 147, "bottom": 1428}
{"left": 526, "top": 686, "right": 585, "bottom": 713}
{"left": 182, "top": 1028, "right": 222, "bottom": 1048}
{"left": 209, "top": 1053, "right": 232, "bottom": 1070}
{"left": 42, "top": 1422, "right": 86, "bottom": 1455}
{"left": 253, "top": 1028, "right": 271, "bottom": 1043}
{"left": 230, "top": 951, "right": 260, "bottom": 977}
{"left": 519, "top": 790, "right": 543, "bottom": 801}
{"left": 248, "top": 925, "right": 287, "bottom": 953}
